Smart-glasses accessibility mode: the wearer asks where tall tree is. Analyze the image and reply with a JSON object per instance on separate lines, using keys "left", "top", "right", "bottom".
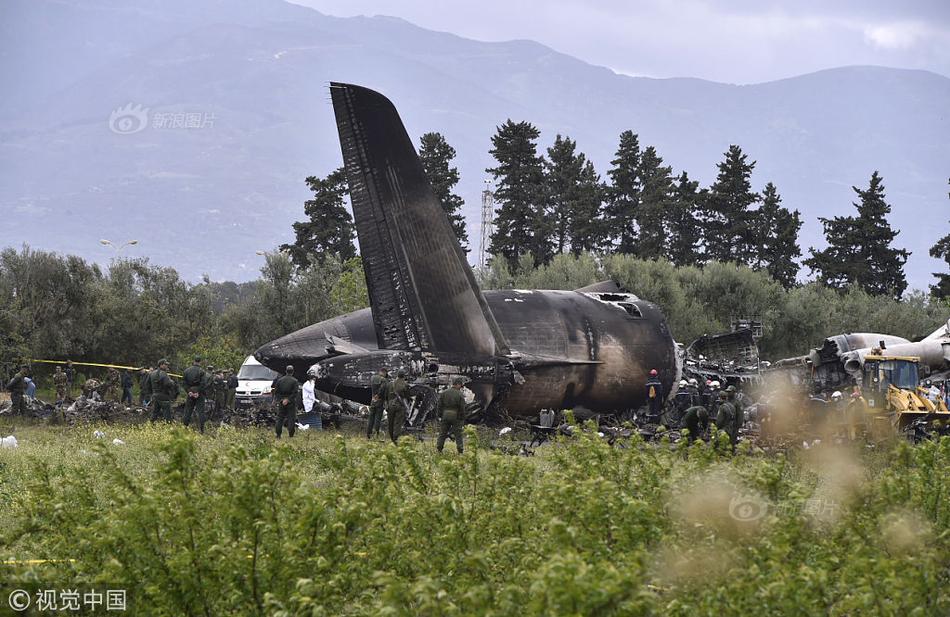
{"left": 805, "top": 171, "right": 909, "bottom": 298}
{"left": 666, "top": 171, "right": 704, "bottom": 266}
{"left": 569, "top": 160, "right": 606, "bottom": 255}
{"left": 487, "top": 120, "right": 548, "bottom": 266}
{"left": 604, "top": 131, "right": 641, "bottom": 254}
{"left": 419, "top": 132, "right": 468, "bottom": 251}
{"left": 703, "top": 145, "right": 759, "bottom": 264}
{"left": 636, "top": 146, "right": 674, "bottom": 260}
{"left": 544, "top": 135, "right": 585, "bottom": 254}
{"left": 753, "top": 182, "right": 802, "bottom": 289}
{"left": 281, "top": 168, "right": 355, "bottom": 268}
{"left": 929, "top": 178, "right": 950, "bottom": 299}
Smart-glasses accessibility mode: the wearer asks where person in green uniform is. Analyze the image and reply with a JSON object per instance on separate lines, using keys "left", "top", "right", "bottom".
{"left": 436, "top": 377, "right": 467, "bottom": 454}
{"left": 714, "top": 390, "right": 739, "bottom": 450}
{"left": 53, "top": 365, "right": 68, "bottom": 403}
{"left": 367, "top": 367, "right": 388, "bottom": 439}
{"left": 212, "top": 369, "right": 226, "bottom": 412}
{"left": 145, "top": 359, "right": 178, "bottom": 422}
{"left": 225, "top": 369, "right": 237, "bottom": 409}
{"left": 273, "top": 365, "right": 300, "bottom": 439}
{"left": 682, "top": 404, "right": 709, "bottom": 443}
{"left": 5, "top": 365, "right": 28, "bottom": 415}
{"left": 387, "top": 369, "right": 409, "bottom": 443}
{"left": 181, "top": 356, "right": 208, "bottom": 433}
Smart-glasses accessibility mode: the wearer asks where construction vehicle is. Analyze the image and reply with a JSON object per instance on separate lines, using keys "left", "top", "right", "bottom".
{"left": 861, "top": 354, "right": 949, "bottom": 437}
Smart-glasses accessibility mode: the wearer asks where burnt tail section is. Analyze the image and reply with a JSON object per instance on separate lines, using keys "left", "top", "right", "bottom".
{"left": 329, "top": 82, "right": 509, "bottom": 356}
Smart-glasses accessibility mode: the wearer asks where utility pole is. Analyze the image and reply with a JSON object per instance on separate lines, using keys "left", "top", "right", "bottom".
{"left": 478, "top": 179, "right": 494, "bottom": 270}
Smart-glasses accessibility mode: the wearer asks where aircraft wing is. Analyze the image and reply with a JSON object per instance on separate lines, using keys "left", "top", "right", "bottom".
{"left": 329, "top": 82, "right": 509, "bottom": 357}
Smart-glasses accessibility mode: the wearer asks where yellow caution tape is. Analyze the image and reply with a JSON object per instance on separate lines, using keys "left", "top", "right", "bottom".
{"left": 1, "top": 559, "right": 76, "bottom": 565}
{"left": 28, "top": 359, "right": 183, "bottom": 378}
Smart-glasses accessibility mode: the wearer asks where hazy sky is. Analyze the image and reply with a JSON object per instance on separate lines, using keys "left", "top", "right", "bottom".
{"left": 294, "top": 0, "right": 950, "bottom": 83}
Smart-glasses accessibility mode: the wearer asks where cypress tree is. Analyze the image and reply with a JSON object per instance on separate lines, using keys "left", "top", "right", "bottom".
{"left": 419, "top": 132, "right": 468, "bottom": 251}
{"left": 753, "top": 182, "right": 802, "bottom": 289}
{"left": 636, "top": 146, "right": 674, "bottom": 260}
{"left": 704, "top": 145, "right": 759, "bottom": 264}
{"left": 569, "top": 160, "right": 606, "bottom": 256}
{"left": 281, "top": 168, "right": 355, "bottom": 268}
{"left": 666, "top": 171, "right": 703, "bottom": 266}
{"left": 805, "top": 171, "right": 909, "bottom": 298}
{"left": 544, "top": 135, "right": 585, "bottom": 254}
{"left": 487, "top": 120, "right": 547, "bottom": 266}
{"left": 604, "top": 131, "right": 641, "bottom": 254}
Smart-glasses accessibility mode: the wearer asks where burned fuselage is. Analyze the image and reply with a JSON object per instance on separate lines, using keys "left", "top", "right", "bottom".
{"left": 256, "top": 287, "right": 678, "bottom": 417}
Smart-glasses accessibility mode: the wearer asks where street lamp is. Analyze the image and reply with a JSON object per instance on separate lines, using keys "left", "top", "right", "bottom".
{"left": 100, "top": 239, "right": 139, "bottom": 253}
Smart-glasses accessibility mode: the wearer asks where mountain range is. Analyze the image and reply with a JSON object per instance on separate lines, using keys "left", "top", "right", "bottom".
{"left": 1, "top": 0, "right": 948, "bottom": 288}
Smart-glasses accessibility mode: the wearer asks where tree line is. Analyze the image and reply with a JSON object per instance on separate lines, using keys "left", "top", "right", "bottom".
{"left": 289, "top": 126, "right": 947, "bottom": 301}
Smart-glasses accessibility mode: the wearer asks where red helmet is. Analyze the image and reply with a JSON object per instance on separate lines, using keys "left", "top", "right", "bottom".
{"left": 649, "top": 369, "right": 658, "bottom": 376}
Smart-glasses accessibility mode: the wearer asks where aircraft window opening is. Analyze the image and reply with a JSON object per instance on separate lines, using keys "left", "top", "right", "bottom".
{"left": 618, "top": 303, "right": 642, "bottom": 318}
{"left": 596, "top": 293, "right": 628, "bottom": 302}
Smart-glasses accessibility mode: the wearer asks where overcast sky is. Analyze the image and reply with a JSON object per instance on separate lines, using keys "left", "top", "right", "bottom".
{"left": 293, "top": 0, "right": 950, "bottom": 83}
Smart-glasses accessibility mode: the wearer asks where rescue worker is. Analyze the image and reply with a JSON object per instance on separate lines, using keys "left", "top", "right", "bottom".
{"left": 645, "top": 368, "right": 663, "bottom": 419}
{"left": 715, "top": 389, "right": 740, "bottom": 450}
{"left": 273, "top": 365, "right": 300, "bottom": 439}
{"left": 367, "top": 367, "right": 388, "bottom": 439}
{"left": 726, "top": 385, "right": 744, "bottom": 441}
{"left": 181, "top": 356, "right": 208, "bottom": 433}
{"left": 436, "top": 376, "right": 467, "bottom": 454}
{"left": 145, "top": 359, "right": 177, "bottom": 422}
{"left": 673, "top": 379, "right": 692, "bottom": 417}
{"left": 687, "top": 378, "right": 701, "bottom": 407}
{"left": 5, "top": 365, "right": 28, "bottom": 415}
{"left": 53, "top": 365, "right": 68, "bottom": 403}
{"left": 682, "top": 404, "right": 709, "bottom": 443}
{"left": 225, "top": 369, "right": 238, "bottom": 409}
{"left": 121, "top": 369, "right": 134, "bottom": 406}
{"left": 387, "top": 369, "right": 409, "bottom": 443}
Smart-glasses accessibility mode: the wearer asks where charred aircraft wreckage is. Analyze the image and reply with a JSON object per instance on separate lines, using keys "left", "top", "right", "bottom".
{"left": 256, "top": 83, "right": 756, "bottom": 426}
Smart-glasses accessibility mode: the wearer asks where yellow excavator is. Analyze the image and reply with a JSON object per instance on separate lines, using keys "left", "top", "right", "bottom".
{"left": 861, "top": 354, "right": 949, "bottom": 436}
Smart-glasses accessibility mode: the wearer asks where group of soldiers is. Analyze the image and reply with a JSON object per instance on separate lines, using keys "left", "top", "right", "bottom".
{"left": 145, "top": 357, "right": 239, "bottom": 432}
{"left": 368, "top": 367, "right": 467, "bottom": 453}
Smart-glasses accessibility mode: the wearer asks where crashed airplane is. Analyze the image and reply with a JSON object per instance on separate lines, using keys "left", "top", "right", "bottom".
{"left": 255, "top": 83, "right": 680, "bottom": 421}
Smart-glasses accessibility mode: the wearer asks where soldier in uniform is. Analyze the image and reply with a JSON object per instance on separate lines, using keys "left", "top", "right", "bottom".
{"left": 104, "top": 368, "right": 120, "bottom": 402}
{"left": 225, "top": 369, "right": 238, "bottom": 409}
{"left": 5, "top": 365, "right": 28, "bottom": 415}
{"left": 181, "top": 356, "right": 209, "bottom": 433}
{"left": 64, "top": 360, "right": 75, "bottom": 400}
{"left": 367, "top": 368, "right": 388, "bottom": 439}
{"left": 682, "top": 404, "right": 709, "bottom": 443}
{"left": 273, "top": 365, "right": 300, "bottom": 439}
{"left": 138, "top": 368, "right": 151, "bottom": 406}
{"left": 436, "top": 377, "right": 467, "bottom": 454}
{"left": 213, "top": 369, "right": 226, "bottom": 412}
{"left": 121, "top": 369, "right": 134, "bottom": 406}
{"left": 53, "top": 365, "right": 68, "bottom": 403}
{"left": 387, "top": 369, "right": 409, "bottom": 443}
{"left": 145, "top": 359, "right": 178, "bottom": 422}
{"left": 715, "top": 388, "right": 740, "bottom": 450}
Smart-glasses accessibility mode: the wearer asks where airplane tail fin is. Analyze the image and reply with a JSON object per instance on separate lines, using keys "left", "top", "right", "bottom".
{"left": 329, "top": 83, "right": 509, "bottom": 357}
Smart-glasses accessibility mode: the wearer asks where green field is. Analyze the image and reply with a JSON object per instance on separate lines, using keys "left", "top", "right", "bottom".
{"left": 1, "top": 422, "right": 948, "bottom": 616}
